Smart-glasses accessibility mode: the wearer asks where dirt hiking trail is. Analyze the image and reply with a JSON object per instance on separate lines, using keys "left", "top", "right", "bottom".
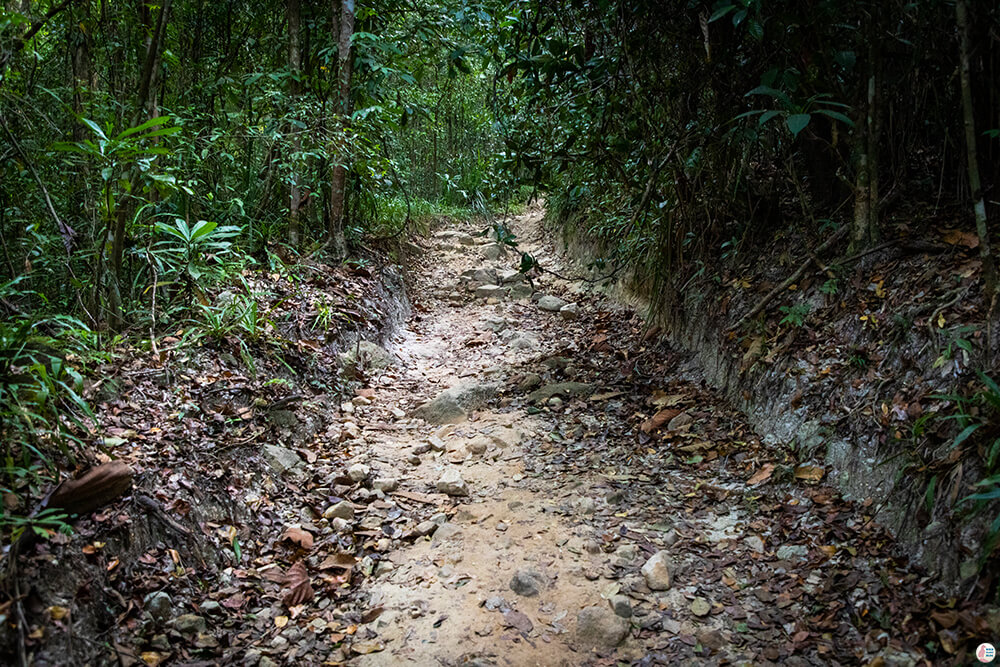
{"left": 337, "top": 207, "right": 931, "bottom": 666}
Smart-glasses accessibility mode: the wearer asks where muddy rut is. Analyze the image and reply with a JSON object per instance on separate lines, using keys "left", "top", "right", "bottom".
{"left": 338, "top": 208, "right": 931, "bottom": 666}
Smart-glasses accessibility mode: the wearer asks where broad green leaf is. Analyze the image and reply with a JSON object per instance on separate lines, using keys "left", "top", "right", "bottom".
{"left": 80, "top": 118, "right": 107, "bottom": 141}
{"left": 815, "top": 109, "right": 855, "bottom": 126}
{"left": 116, "top": 116, "right": 171, "bottom": 140}
{"left": 190, "top": 220, "right": 218, "bottom": 241}
{"left": 786, "top": 114, "right": 810, "bottom": 137}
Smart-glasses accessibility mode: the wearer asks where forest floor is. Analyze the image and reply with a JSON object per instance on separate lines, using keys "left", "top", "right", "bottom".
{"left": 8, "top": 207, "right": 994, "bottom": 667}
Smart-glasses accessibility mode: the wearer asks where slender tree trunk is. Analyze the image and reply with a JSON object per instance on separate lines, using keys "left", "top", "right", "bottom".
{"left": 287, "top": 0, "right": 302, "bottom": 248}
{"left": 327, "top": 0, "right": 355, "bottom": 256}
{"left": 850, "top": 8, "right": 879, "bottom": 252}
{"left": 956, "top": 0, "right": 996, "bottom": 338}
{"left": 107, "top": 0, "right": 171, "bottom": 329}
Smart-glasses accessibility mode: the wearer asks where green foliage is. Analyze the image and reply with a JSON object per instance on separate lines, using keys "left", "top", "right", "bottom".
{"left": 778, "top": 303, "right": 810, "bottom": 328}
{"left": 0, "top": 311, "right": 98, "bottom": 542}
{"left": 153, "top": 218, "right": 239, "bottom": 292}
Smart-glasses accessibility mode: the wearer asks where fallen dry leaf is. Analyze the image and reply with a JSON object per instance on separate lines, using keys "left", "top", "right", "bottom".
{"left": 747, "top": 463, "right": 775, "bottom": 485}
{"left": 942, "top": 229, "right": 979, "bottom": 249}
{"left": 641, "top": 408, "right": 682, "bottom": 434}
{"left": 281, "top": 525, "right": 314, "bottom": 550}
{"left": 794, "top": 465, "right": 825, "bottom": 482}
{"left": 282, "top": 561, "right": 314, "bottom": 607}
{"left": 318, "top": 552, "right": 356, "bottom": 571}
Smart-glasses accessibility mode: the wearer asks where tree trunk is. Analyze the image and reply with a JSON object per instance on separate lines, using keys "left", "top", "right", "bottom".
{"left": 327, "top": 0, "right": 355, "bottom": 256}
{"left": 956, "top": 0, "right": 996, "bottom": 330}
{"left": 850, "top": 8, "right": 879, "bottom": 252}
{"left": 107, "top": 0, "right": 170, "bottom": 329}
{"left": 287, "top": 0, "right": 302, "bottom": 248}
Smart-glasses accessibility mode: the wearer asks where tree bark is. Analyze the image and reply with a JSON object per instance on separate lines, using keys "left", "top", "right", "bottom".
{"left": 327, "top": 0, "right": 355, "bottom": 256}
{"left": 956, "top": 0, "right": 995, "bottom": 304}
{"left": 850, "top": 7, "right": 879, "bottom": 252}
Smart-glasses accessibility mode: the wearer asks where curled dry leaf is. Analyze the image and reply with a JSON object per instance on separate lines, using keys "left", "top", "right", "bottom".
{"left": 282, "top": 561, "right": 314, "bottom": 607}
{"left": 319, "top": 552, "right": 356, "bottom": 571}
{"left": 747, "top": 463, "right": 775, "bottom": 486}
{"left": 281, "top": 525, "right": 314, "bottom": 550}
{"left": 793, "top": 465, "right": 825, "bottom": 482}
{"left": 640, "top": 408, "right": 682, "bottom": 434}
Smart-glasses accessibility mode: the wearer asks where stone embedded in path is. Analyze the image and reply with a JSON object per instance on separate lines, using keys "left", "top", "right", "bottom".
{"left": 144, "top": 591, "right": 173, "bottom": 621}
{"left": 689, "top": 597, "right": 711, "bottom": 617}
{"left": 338, "top": 340, "right": 394, "bottom": 375}
{"left": 475, "top": 284, "right": 505, "bottom": 299}
{"left": 347, "top": 463, "right": 370, "bottom": 482}
{"left": 508, "top": 283, "right": 534, "bottom": 300}
{"left": 667, "top": 412, "right": 694, "bottom": 431}
{"left": 480, "top": 243, "right": 503, "bottom": 260}
{"left": 465, "top": 436, "right": 490, "bottom": 456}
{"left": 526, "top": 382, "right": 593, "bottom": 404}
{"left": 559, "top": 302, "right": 580, "bottom": 320}
{"left": 537, "top": 295, "right": 568, "bottom": 312}
{"left": 172, "top": 614, "right": 207, "bottom": 635}
{"left": 414, "top": 520, "right": 438, "bottom": 537}
{"left": 461, "top": 267, "right": 497, "bottom": 286}
{"left": 609, "top": 595, "right": 632, "bottom": 619}
{"left": 434, "top": 230, "right": 476, "bottom": 246}
{"left": 436, "top": 468, "right": 469, "bottom": 496}
{"left": 263, "top": 445, "right": 302, "bottom": 474}
{"left": 411, "top": 382, "right": 498, "bottom": 424}
{"left": 517, "top": 373, "right": 543, "bottom": 392}
{"left": 509, "top": 569, "right": 547, "bottom": 597}
{"left": 498, "top": 269, "right": 523, "bottom": 283}
{"left": 324, "top": 501, "right": 355, "bottom": 520}
{"left": 641, "top": 550, "right": 672, "bottom": 591}
{"left": 372, "top": 477, "right": 398, "bottom": 493}
{"left": 576, "top": 606, "right": 629, "bottom": 650}
{"left": 431, "top": 522, "right": 463, "bottom": 545}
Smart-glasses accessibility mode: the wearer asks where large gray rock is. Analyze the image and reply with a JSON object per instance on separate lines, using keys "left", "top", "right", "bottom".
{"left": 434, "top": 230, "right": 476, "bottom": 246}
{"left": 461, "top": 267, "right": 497, "bottom": 286}
{"left": 537, "top": 295, "right": 568, "bottom": 312}
{"left": 526, "top": 382, "right": 593, "bottom": 404}
{"left": 559, "top": 303, "right": 580, "bottom": 320}
{"left": 339, "top": 341, "right": 394, "bottom": 374}
{"left": 481, "top": 243, "right": 503, "bottom": 260}
{"left": 498, "top": 269, "right": 524, "bottom": 283}
{"left": 475, "top": 284, "right": 505, "bottom": 299}
{"left": 508, "top": 283, "right": 534, "bottom": 300}
{"left": 509, "top": 569, "right": 547, "bottom": 597}
{"left": 436, "top": 468, "right": 470, "bottom": 496}
{"left": 263, "top": 445, "right": 302, "bottom": 474}
{"left": 172, "top": 614, "right": 207, "bottom": 635}
{"left": 411, "top": 382, "right": 498, "bottom": 424}
{"left": 641, "top": 550, "right": 672, "bottom": 590}
{"left": 576, "top": 606, "right": 628, "bottom": 649}
{"left": 144, "top": 591, "right": 173, "bottom": 622}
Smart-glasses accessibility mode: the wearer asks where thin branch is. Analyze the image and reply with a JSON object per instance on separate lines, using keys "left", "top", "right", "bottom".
{"left": 0, "top": 115, "right": 76, "bottom": 253}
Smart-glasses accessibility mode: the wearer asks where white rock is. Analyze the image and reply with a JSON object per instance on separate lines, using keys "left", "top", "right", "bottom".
{"left": 641, "top": 550, "right": 672, "bottom": 590}
{"left": 537, "top": 295, "right": 568, "bottom": 312}
{"left": 324, "top": 501, "right": 355, "bottom": 520}
{"left": 436, "top": 468, "right": 469, "bottom": 496}
{"left": 373, "top": 477, "right": 398, "bottom": 493}
{"left": 559, "top": 302, "right": 580, "bottom": 320}
{"left": 347, "top": 463, "right": 370, "bottom": 482}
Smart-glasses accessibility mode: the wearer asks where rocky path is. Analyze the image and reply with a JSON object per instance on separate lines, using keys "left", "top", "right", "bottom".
{"left": 330, "top": 207, "right": 937, "bottom": 666}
